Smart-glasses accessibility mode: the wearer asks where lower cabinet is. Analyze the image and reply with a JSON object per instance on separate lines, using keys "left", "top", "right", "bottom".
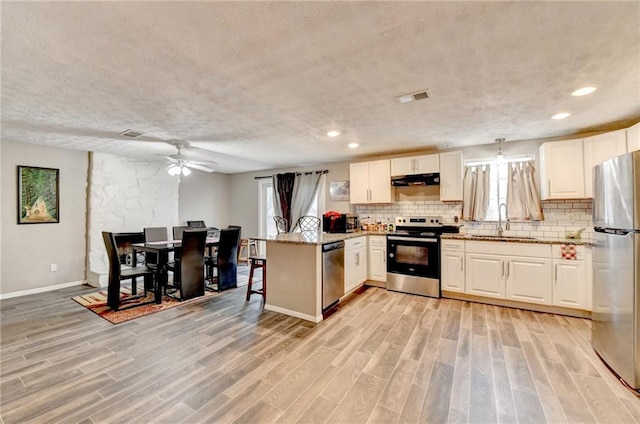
{"left": 345, "top": 237, "right": 367, "bottom": 293}
{"left": 552, "top": 245, "right": 588, "bottom": 310}
{"left": 465, "top": 253, "right": 506, "bottom": 298}
{"left": 367, "top": 235, "right": 386, "bottom": 282}
{"left": 441, "top": 240, "right": 465, "bottom": 293}
{"left": 506, "top": 256, "right": 552, "bottom": 305}
{"left": 464, "top": 241, "right": 554, "bottom": 306}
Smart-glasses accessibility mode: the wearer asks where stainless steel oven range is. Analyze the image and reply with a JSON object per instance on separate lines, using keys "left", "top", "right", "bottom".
{"left": 387, "top": 216, "right": 460, "bottom": 297}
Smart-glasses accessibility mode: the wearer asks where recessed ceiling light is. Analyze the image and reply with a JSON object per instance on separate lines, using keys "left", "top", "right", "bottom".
{"left": 327, "top": 130, "right": 340, "bottom": 137}
{"left": 551, "top": 112, "right": 571, "bottom": 120}
{"left": 571, "top": 86, "right": 597, "bottom": 96}
{"left": 348, "top": 143, "right": 359, "bottom": 149}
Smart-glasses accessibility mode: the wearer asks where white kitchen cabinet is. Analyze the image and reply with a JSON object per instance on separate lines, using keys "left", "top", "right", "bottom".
{"left": 506, "top": 256, "right": 552, "bottom": 305}
{"left": 626, "top": 122, "right": 640, "bottom": 152}
{"left": 439, "top": 151, "right": 463, "bottom": 201}
{"left": 552, "top": 244, "right": 587, "bottom": 310}
{"left": 345, "top": 237, "right": 367, "bottom": 293}
{"left": 465, "top": 241, "right": 552, "bottom": 303}
{"left": 539, "top": 139, "right": 585, "bottom": 199}
{"left": 441, "top": 239, "right": 465, "bottom": 293}
{"left": 391, "top": 154, "right": 439, "bottom": 176}
{"left": 367, "top": 235, "right": 386, "bottom": 282}
{"left": 349, "top": 160, "right": 393, "bottom": 204}
{"left": 465, "top": 253, "right": 505, "bottom": 298}
{"left": 583, "top": 130, "right": 627, "bottom": 197}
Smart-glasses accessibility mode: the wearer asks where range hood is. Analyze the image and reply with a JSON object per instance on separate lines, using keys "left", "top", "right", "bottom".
{"left": 391, "top": 172, "right": 440, "bottom": 186}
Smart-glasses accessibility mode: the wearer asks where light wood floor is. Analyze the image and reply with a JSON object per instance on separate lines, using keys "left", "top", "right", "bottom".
{"left": 2, "top": 270, "right": 639, "bottom": 424}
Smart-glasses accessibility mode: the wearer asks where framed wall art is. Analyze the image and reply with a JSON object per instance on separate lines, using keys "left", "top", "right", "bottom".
{"left": 17, "top": 165, "right": 60, "bottom": 224}
{"left": 329, "top": 180, "right": 350, "bottom": 201}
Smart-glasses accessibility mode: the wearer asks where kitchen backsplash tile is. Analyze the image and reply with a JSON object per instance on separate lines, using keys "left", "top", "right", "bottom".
{"left": 355, "top": 199, "right": 593, "bottom": 241}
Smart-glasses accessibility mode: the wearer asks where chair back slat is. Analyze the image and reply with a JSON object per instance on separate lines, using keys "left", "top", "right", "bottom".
{"left": 179, "top": 230, "right": 207, "bottom": 299}
{"left": 144, "top": 227, "right": 168, "bottom": 242}
{"left": 172, "top": 226, "right": 190, "bottom": 241}
{"left": 216, "top": 228, "right": 241, "bottom": 290}
{"left": 187, "top": 220, "right": 207, "bottom": 228}
{"left": 296, "top": 216, "right": 321, "bottom": 232}
{"left": 273, "top": 216, "right": 288, "bottom": 234}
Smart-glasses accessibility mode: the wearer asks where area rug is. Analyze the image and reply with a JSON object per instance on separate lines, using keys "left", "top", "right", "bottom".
{"left": 72, "top": 288, "right": 219, "bottom": 324}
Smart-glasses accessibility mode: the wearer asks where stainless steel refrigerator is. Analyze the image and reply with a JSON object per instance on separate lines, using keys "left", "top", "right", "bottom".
{"left": 592, "top": 150, "right": 640, "bottom": 392}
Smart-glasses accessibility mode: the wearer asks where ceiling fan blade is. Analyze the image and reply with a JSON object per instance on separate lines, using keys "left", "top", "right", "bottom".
{"left": 185, "top": 163, "right": 215, "bottom": 173}
{"left": 157, "top": 154, "right": 179, "bottom": 162}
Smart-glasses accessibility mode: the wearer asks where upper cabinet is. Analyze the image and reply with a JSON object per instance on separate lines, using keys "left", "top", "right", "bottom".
{"left": 583, "top": 129, "right": 627, "bottom": 198}
{"left": 539, "top": 139, "right": 585, "bottom": 200}
{"left": 627, "top": 122, "right": 640, "bottom": 152}
{"left": 349, "top": 160, "right": 394, "bottom": 204}
{"left": 439, "top": 151, "right": 463, "bottom": 201}
{"left": 391, "top": 154, "right": 439, "bottom": 176}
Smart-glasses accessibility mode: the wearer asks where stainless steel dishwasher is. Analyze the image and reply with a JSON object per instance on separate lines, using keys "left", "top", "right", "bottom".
{"left": 322, "top": 241, "right": 345, "bottom": 311}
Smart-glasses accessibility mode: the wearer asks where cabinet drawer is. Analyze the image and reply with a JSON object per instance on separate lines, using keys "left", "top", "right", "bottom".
{"left": 345, "top": 236, "right": 367, "bottom": 252}
{"left": 466, "top": 241, "right": 550, "bottom": 258}
{"left": 551, "top": 244, "right": 585, "bottom": 260}
{"left": 368, "top": 235, "right": 386, "bottom": 246}
{"left": 441, "top": 240, "right": 464, "bottom": 251}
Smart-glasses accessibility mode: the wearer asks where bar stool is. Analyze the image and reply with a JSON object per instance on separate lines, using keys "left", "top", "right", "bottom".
{"left": 246, "top": 254, "right": 266, "bottom": 302}
{"left": 238, "top": 238, "right": 259, "bottom": 264}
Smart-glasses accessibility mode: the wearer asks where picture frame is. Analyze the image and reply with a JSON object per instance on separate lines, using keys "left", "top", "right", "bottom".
{"left": 17, "top": 165, "right": 60, "bottom": 224}
{"left": 329, "top": 180, "right": 350, "bottom": 201}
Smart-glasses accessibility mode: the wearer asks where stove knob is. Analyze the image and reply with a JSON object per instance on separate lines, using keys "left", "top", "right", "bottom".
{"left": 430, "top": 219, "right": 434, "bottom": 223}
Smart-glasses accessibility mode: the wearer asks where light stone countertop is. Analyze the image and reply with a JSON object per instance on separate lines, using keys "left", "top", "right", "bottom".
{"left": 250, "top": 231, "right": 372, "bottom": 245}
{"left": 441, "top": 233, "right": 591, "bottom": 246}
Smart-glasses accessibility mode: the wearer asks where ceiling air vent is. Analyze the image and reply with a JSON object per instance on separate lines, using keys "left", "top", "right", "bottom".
{"left": 394, "top": 89, "right": 431, "bottom": 104}
{"left": 119, "top": 129, "right": 144, "bottom": 138}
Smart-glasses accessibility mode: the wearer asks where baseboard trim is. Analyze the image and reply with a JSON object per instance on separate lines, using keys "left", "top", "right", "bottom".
{"left": 0, "top": 280, "right": 87, "bottom": 300}
{"left": 442, "top": 291, "right": 592, "bottom": 319}
{"left": 264, "top": 304, "right": 323, "bottom": 323}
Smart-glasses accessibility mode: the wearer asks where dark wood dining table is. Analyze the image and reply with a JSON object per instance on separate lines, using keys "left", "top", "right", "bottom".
{"left": 132, "top": 234, "right": 220, "bottom": 304}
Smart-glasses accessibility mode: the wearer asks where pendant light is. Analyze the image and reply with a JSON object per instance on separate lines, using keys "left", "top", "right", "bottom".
{"left": 495, "top": 138, "right": 506, "bottom": 164}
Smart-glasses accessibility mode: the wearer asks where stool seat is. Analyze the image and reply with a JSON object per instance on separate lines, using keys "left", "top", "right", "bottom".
{"left": 246, "top": 255, "right": 266, "bottom": 302}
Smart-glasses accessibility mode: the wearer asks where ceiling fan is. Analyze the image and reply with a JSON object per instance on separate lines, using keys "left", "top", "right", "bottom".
{"left": 158, "top": 143, "right": 216, "bottom": 176}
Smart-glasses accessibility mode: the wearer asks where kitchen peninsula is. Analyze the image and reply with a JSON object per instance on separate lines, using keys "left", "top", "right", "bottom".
{"left": 252, "top": 231, "right": 367, "bottom": 322}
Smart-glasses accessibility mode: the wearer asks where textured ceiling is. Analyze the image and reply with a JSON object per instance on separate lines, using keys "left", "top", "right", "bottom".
{"left": 2, "top": 1, "right": 639, "bottom": 174}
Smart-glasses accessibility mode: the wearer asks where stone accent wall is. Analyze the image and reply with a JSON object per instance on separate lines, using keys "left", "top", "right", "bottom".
{"left": 87, "top": 152, "right": 179, "bottom": 286}
{"left": 355, "top": 199, "right": 593, "bottom": 241}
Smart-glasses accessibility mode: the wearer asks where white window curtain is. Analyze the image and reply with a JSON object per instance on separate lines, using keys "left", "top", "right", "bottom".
{"left": 289, "top": 173, "right": 324, "bottom": 232}
{"left": 462, "top": 165, "right": 490, "bottom": 221}
{"left": 507, "top": 161, "right": 544, "bottom": 221}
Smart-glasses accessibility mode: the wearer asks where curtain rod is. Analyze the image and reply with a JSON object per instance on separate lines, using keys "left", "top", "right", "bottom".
{"left": 254, "top": 169, "right": 329, "bottom": 180}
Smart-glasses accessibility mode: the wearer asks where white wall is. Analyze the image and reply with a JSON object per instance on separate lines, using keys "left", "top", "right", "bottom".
{"left": 228, "top": 161, "right": 352, "bottom": 236}
{"left": 87, "top": 152, "right": 179, "bottom": 286}
{"left": 178, "top": 170, "right": 231, "bottom": 229}
{"left": 1, "top": 141, "right": 88, "bottom": 295}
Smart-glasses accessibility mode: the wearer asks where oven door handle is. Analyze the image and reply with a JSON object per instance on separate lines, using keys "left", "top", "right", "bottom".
{"left": 387, "top": 236, "right": 438, "bottom": 243}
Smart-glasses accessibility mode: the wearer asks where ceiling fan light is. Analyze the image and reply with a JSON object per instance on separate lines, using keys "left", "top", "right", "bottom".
{"left": 181, "top": 166, "right": 191, "bottom": 176}
{"left": 167, "top": 165, "right": 181, "bottom": 176}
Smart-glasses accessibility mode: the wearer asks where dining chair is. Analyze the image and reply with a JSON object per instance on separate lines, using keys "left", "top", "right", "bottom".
{"left": 273, "top": 216, "right": 288, "bottom": 234}
{"left": 296, "top": 215, "right": 321, "bottom": 232}
{"left": 206, "top": 227, "right": 240, "bottom": 291}
{"left": 172, "top": 225, "right": 190, "bottom": 241}
{"left": 165, "top": 230, "right": 207, "bottom": 300}
{"left": 143, "top": 227, "right": 168, "bottom": 269}
{"left": 102, "top": 231, "right": 155, "bottom": 311}
{"left": 187, "top": 220, "right": 207, "bottom": 228}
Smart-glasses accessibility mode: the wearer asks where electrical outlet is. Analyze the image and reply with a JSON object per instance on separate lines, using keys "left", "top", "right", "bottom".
{"left": 50, "top": 264, "right": 57, "bottom": 272}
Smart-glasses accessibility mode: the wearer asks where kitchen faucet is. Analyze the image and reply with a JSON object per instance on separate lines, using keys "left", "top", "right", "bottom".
{"left": 498, "top": 203, "right": 509, "bottom": 237}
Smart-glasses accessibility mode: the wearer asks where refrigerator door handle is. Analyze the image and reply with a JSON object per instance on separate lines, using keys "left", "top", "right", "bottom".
{"left": 595, "top": 227, "right": 632, "bottom": 235}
